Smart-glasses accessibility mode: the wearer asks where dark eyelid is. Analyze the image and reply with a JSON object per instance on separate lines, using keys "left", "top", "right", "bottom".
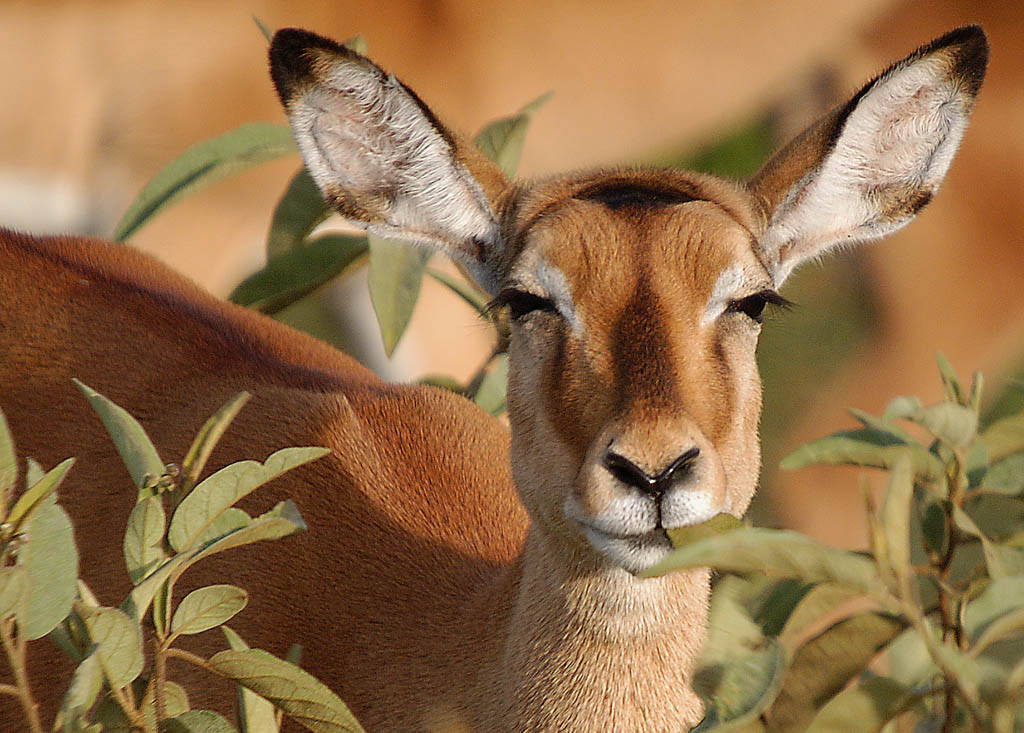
{"left": 485, "top": 287, "right": 557, "bottom": 319}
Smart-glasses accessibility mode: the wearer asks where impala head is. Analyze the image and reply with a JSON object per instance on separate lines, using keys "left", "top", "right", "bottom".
{"left": 270, "top": 27, "right": 987, "bottom": 574}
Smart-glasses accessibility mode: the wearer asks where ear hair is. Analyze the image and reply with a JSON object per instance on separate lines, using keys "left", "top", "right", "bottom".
{"left": 270, "top": 29, "right": 508, "bottom": 293}
{"left": 750, "top": 26, "right": 988, "bottom": 286}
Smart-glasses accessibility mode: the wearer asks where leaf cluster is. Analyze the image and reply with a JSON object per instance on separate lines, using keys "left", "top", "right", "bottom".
{"left": 0, "top": 385, "right": 365, "bottom": 732}
{"left": 645, "top": 355, "right": 1024, "bottom": 731}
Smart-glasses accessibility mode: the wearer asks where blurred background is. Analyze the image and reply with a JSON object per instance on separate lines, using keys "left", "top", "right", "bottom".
{"left": 1, "top": 0, "right": 1021, "bottom": 548}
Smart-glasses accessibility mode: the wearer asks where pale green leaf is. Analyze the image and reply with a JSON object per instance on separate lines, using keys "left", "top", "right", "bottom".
{"left": 193, "top": 507, "right": 252, "bottom": 547}
{"left": 266, "top": 168, "right": 332, "bottom": 258}
{"left": 474, "top": 92, "right": 551, "bottom": 177}
{"left": 123, "top": 496, "right": 166, "bottom": 584}
{"left": 171, "top": 585, "right": 248, "bottom": 638}
{"left": 20, "top": 500, "right": 78, "bottom": 639}
{"left": 980, "top": 411, "right": 1024, "bottom": 462}
{"left": 342, "top": 34, "right": 368, "bottom": 55}
{"left": 668, "top": 513, "right": 744, "bottom": 549}
{"left": 473, "top": 354, "right": 509, "bottom": 415}
{"left": 954, "top": 505, "right": 1024, "bottom": 578}
{"left": 0, "top": 566, "right": 28, "bottom": 621}
{"left": 749, "top": 578, "right": 814, "bottom": 638}
{"left": 964, "top": 576, "right": 1024, "bottom": 644}
{"left": 886, "top": 400, "right": 978, "bottom": 448}
{"left": 805, "top": 676, "right": 913, "bottom": 732}
{"left": 221, "top": 626, "right": 279, "bottom": 733}
{"left": 981, "top": 453, "right": 1024, "bottom": 495}
{"left": 936, "top": 352, "right": 965, "bottom": 405}
{"left": 847, "top": 408, "right": 916, "bottom": 444}
{"left": 140, "top": 679, "right": 191, "bottom": 730}
{"left": 207, "top": 648, "right": 365, "bottom": 732}
{"left": 367, "top": 234, "right": 430, "bottom": 356}
{"left": 163, "top": 710, "right": 238, "bottom": 733}
{"left": 0, "top": 408, "right": 15, "bottom": 513}
{"left": 181, "top": 392, "right": 251, "bottom": 495}
{"left": 5, "top": 456, "right": 74, "bottom": 532}
{"left": 641, "top": 528, "right": 881, "bottom": 595}
{"left": 168, "top": 447, "right": 327, "bottom": 552}
{"left": 767, "top": 613, "right": 904, "bottom": 732}
{"left": 24, "top": 458, "right": 44, "bottom": 488}
{"left": 881, "top": 455, "right": 914, "bottom": 588}
{"left": 777, "top": 583, "right": 865, "bottom": 648}
{"left": 74, "top": 380, "right": 164, "bottom": 493}
{"left": 113, "top": 123, "right": 297, "bottom": 242}
{"left": 780, "top": 430, "right": 941, "bottom": 480}
{"left": 694, "top": 638, "right": 787, "bottom": 731}
{"left": 85, "top": 607, "right": 144, "bottom": 689}
{"left": 253, "top": 16, "right": 274, "bottom": 44}
{"left": 55, "top": 648, "right": 104, "bottom": 727}
{"left": 972, "top": 606, "right": 1024, "bottom": 654}
{"left": 230, "top": 233, "right": 367, "bottom": 314}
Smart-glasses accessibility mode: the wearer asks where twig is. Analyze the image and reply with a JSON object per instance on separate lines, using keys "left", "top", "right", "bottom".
{"left": 0, "top": 617, "right": 43, "bottom": 733}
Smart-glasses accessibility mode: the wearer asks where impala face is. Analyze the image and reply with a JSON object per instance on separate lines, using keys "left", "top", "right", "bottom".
{"left": 499, "top": 174, "right": 775, "bottom": 572}
{"left": 270, "top": 25, "right": 988, "bottom": 576}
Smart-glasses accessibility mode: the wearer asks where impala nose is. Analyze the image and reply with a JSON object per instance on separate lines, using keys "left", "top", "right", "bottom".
{"left": 602, "top": 447, "right": 700, "bottom": 498}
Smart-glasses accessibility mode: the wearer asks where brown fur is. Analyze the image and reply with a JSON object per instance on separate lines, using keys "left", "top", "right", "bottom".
{"left": 0, "top": 24, "right": 986, "bottom": 732}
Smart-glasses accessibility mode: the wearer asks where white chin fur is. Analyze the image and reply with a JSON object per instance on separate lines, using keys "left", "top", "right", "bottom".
{"left": 583, "top": 527, "right": 674, "bottom": 575}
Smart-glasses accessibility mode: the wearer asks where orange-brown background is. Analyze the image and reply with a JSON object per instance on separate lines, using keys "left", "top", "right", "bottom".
{"left": 2, "top": 0, "right": 1021, "bottom": 547}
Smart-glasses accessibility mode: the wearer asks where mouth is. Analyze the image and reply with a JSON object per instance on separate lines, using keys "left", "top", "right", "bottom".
{"left": 580, "top": 524, "right": 674, "bottom": 575}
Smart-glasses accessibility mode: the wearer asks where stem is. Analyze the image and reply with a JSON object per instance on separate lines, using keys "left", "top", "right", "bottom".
{"left": 464, "top": 346, "right": 502, "bottom": 399}
{"left": 165, "top": 646, "right": 219, "bottom": 676}
{"left": 153, "top": 637, "right": 168, "bottom": 723}
{"left": 0, "top": 617, "right": 43, "bottom": 733}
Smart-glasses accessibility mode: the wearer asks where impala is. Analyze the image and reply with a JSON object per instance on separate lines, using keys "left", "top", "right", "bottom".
{"left": 0, "top": 25, "right": 987, "bottom": 731}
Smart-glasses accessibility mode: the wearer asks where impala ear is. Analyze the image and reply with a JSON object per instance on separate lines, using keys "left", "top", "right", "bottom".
{"left": 269, "top": 28, "right": 510, "bottom": 294}
{"left": 749, "top": 26, "right": 988, "bottom": 286}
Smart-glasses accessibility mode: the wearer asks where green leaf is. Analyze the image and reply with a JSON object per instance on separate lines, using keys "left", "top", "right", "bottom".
{"left": 885, "top": 399, "right": 978, "bottom": 449}
{"left": 425, "top": 267, "right": 490, "bottom": 314}
{"left": 266, "top": 168, "right": 333, "bottom": 258}
{"left": 953, "top": 505, "right": 1024, "bottom": 578}
{"left": 0, "top": 408, "right": 16, "bottom": 516}
{"left": 342, "top": 34, "right": 368, "bottom": 56}
{"left": 780, "top": 429, "right": 941, "bottom": 481}
{"left": 777, "top": 583, "right": 865, "bottom": 648}
{"left": 163, "top": 710, "right": 238, "bottom": 733}
{"left": 474, "top": 92, "right": 551, "bottom": 177}
{"left": 641, "top": 528, "right": 881, "bottom": 595}
{"left": 123, "top": 496, "right": 166, "bottom": 584}
{"left": 140, "top": 679, "right": 190, "bottom": 729}
{"left": 181, "top": 392, "right": 251, "bottom": 495}
{"left": 668, "top": 513, "right": 744, "bottom": 550}
{"left": 880, "top": 455, "right": 914, "bottom": 590}
{"left": 0, "top": 566, "right": 28, "bottom": 621}
{"left": 112, "top": 122, "right": 297, "bottom": 242}
{"left": 804, "top": 676, "right": 913, "bottom": 732}
{"left": 55, "top": 647, "right": 104, "bottom": 728}
{"left": 170, "top": 585, "right": 248, "bottom": 638}
{"left": 694, "top": 638, "right": 787, "bottom": 731}
{"left": 208, "top": 648, "right": 365, "bottom": 732}
{"left": 847, "top": 408, "right": 916, "bottom": 444}
{"left": 766, "top": 613, "right": 905, "bottom": 732}
{"left": 473, "top": 354, "right": 509, "bottom": 415}
{"left": 124, "top": 501, "right": 305, "bottom": 623}
{"left": 5, "top": 456, "right": 74, "bottom": 532}
{"left": 24, "top": 458, "right": 44, "bottom": 488}
{"left": 84, "top": 607, "right": 144, "bottom": 689}
{"left": 74, "top": 380, "right": 165, "bottom": 494}
{"left": 221, "top": 627, "right": 279, "bottom": 733}
{"left": 168, "top": 447, "right": 328, "bottom": 552}
{"left": 20, "top": 500, "right": 78, "bottom": 639}
{"left": 981, "top": 453, "right": 1024, "bottom": 495}
{"left": 964, "top": 576, "right": 1024, "bottom": 644}
{"left": 981, "top": 411, "right": 1024, "bottom": 463}
{"left": 936, "top": 352, "right": 965, "bottom": 405}
{"left": 749, "top": 579, "right": 814, "bottom": 638}
{"left": 972, "top": 606, "right": 1024, "bottom": 654}
{"left": 230, "top": 234, "right": 368, "bottom": 314}
{"left": 253, "top": 15, "right": 274, "bottom": 44}
{"left": 192, "top": 507, "right": 252, "bottom": 547}
{"left": 367, "top": 234, "right": 431, "bottom": 356}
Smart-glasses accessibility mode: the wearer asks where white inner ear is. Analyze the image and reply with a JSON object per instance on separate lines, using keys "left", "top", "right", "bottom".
{"left": 288, "top": 60, "right": 502, "bottom": 292}
{"left": 763, "top": 55, "right": 969, "bottom": 286}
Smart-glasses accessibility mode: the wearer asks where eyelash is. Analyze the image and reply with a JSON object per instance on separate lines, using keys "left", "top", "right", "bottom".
{"left": 726, "top": 290, "right": 792, "bottom": 324}
{"left": 486, "top": 288, "right": 558, "bottom": 320}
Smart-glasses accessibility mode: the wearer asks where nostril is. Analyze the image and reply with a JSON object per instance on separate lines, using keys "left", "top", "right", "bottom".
{"left": 602, "top": 447, "right": 700, "bottom": 496}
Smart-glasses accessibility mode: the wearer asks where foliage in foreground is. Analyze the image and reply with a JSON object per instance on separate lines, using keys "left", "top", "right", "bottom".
{"left": 0, "top": 385, "right": 364, "bottom": 732}
{"left": 644, "top": 356, "right": 1024, "bottom": 732}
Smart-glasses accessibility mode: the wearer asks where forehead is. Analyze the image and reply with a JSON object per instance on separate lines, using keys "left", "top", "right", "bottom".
{"left": 507, "top": 169, "right": 768, "bottom": 296}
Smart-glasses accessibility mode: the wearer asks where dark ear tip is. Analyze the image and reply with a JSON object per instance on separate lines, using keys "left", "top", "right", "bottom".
{"left": 269, "top": 28, "right": 358, "bottom": 105}
{"left": 930, "top": 25, "right": 989, "bottom": 95}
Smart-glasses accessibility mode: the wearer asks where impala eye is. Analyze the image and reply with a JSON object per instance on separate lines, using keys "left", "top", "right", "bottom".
{"left": 727, "top": 290, "right": 790, "bottom": 324}
{"left": 487, "top": 288, "right": 557, "bottom": 321}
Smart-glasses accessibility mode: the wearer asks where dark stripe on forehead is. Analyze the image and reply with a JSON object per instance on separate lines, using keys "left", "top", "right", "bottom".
{"left": 574, "top": 182, "right": 699, "bottom": 211}
{"left": 610, "top": 272, "right": 679, "bottom": 409}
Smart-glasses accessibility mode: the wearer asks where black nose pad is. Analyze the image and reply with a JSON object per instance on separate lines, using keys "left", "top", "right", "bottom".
{"left": 603, "top": 447, "right": 700, "bottom": 497}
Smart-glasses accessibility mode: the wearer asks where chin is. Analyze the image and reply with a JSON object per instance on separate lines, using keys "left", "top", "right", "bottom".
{"left": 583, "top": 526, "right": 674, "bottom": 575}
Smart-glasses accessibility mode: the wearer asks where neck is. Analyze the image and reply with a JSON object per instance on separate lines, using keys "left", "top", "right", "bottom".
{"left": 468, "top": 529, "right": 709, "bottom": 732}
